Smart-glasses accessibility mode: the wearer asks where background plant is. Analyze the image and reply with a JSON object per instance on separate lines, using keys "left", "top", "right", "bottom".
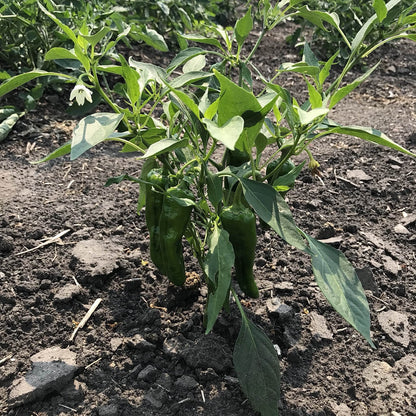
{"left": 286, "top": 0, "right": 416, "bottom": 60}
{"left": 1, "top": 1, "right": 416, "bottom": 415}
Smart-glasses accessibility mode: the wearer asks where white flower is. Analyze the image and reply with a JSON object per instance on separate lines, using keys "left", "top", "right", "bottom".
{"left": 70, "top": 84, "right": 93, "bottom": 106}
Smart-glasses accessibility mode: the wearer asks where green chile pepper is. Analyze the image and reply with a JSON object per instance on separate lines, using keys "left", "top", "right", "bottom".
{"left": 266, "top": 158, "right": 296, "bottom": 185}
{"left": 145, "top": 168, "right": 168, "bottom": 274}
{"left": 226, "top": 148, "right": 251, "bottom": 167}
{"left": 220, "top": 203, "right": 259, "bottom": 298}
{"left": 159, "top": 184, "right": 194, "bottom": 286}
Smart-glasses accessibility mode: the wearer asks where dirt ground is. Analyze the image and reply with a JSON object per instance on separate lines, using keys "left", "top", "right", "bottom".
{"left": 0, "top": 22, "right": 415, "bottom": 416}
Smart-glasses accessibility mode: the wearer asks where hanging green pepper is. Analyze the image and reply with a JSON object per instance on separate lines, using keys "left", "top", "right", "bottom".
{"left": 159, "top": 184, "right": 194, "bottom": 286}
{"left": 226, "top": 148, "right": 251, "bottom": 167}
{"left": 266, "top": 158, "right": 296, "bottom": 185}
{"left": 220, "top": 200, "right": 259, "bottom": 298}
{"left": 145, "top": 168, "right": 168, "bottom": 274}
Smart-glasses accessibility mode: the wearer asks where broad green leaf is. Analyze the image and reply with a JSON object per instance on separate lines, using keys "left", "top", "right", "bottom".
{"left": 322, "top": 123, "right": 416, "bottom": 157}
{"left": 329, "top": 63, "right": 379, "bottom": 108}
{"left": 303, "top": 42, "right": 319, "bottom": 68}
{"left": 304, "top": 234, "right": 375, "bottom": 348}
{"left": 97, "top": 65, "right": 124, "bottom": 76}
{"left": 183, "top": 55, "right": 206, "bottom": 73}
{"left": 306, "top": 79, "right": 322, "bottom": 108}
{"left": 204, "top": 225, "right": 234, "bottom": 333}
{"left": 119, "top": 55, "right": 141, "bottom": 105}
{"left": 0, "top": 71, "right": 10, "bottom": 80}
{"left": 32, "top": 141, "right": 71, "bottom": 164}
{"left": 179, "top": 33, "right": 223, "bottom": 50}
{"left": 373, "top": 0, "right": 388, "bottom": 22}
{"left": 318, "top": 50, "right": 338, "bottom": 86}
{"left": 0, "top": 70, "right": 72, "bottom": 98}
{"left": 272, "top": 161, "right": 305, "bottom": 190}
{"left": 80, "top": 27, "right": 112, "bottom": 48}
{"left": 140, "top": 138, "right": 188, "bottom": 159}
{"left": 266, "top": 84, "right": 299, "bottom": 132}
{"left": 44, "top": 47, "right": 78, "bottom": 62}
{"left": 169, "top": 71, "right": 212, "bottom": 89}
{"left": 0, "top": 106, "right": 17, "bottom": 122}
{"left": 234, "top": 298, "right": 280, "bottom": 416}
{"left": 241, "top": 179, "right": 307, "bottom": 251}
{"left": 214, "top": 69, "right": 262, "bottom": 148}
{"left": 0, "top": 112, "right": 23, "bottom": 142}
{"left": 206, "top": 171, "right": 223, "bottom": 207}
{"left": 235, "top": 6, "right": 253, "bottom": 48}
{"left": 279, "top": 62, "right": 320, "bottom": 77}
{"left": 351, "top": 0, "right": 401, "bottom": 52}
{"left": 129, "top": 59, "right": 167, "bottom": 85}
{"left": 71, "top": 113, "right": 124, "bottom": 160}
{"left": 297, "top": 107, "right": 328, "bottom": 125}
{"left": 131, "top": 26, "right": 168, "bottom": 52}
{"left": 203, "top": 116, "right": 244, "bottom": 150}
{"left": 297, "top": 7, "right": 350, "bottom": 49}
{"left": 167, "top": 47, "right": 207, "bottom": 73}
{"left": 168, "top": 88, "right": 201, "bottom": 119}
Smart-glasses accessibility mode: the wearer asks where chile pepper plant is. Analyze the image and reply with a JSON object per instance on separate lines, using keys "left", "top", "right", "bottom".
{"left": 1, "top": 0, "right": 416, "bottom": 414}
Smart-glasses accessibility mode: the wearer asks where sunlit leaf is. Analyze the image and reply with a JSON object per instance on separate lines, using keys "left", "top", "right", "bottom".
{"left": 204, "top": 225, "right": 234, "bottom": 333}
{"left": 304, "top": 234, "right": 375, "bottom": 348}
{"left": 71, "top": 113, "right": 124, "bottom": 160}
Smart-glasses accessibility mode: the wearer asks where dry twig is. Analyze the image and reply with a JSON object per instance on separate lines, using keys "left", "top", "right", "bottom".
{"left": 69, "top": 298, "right": 102, "bottom": 341}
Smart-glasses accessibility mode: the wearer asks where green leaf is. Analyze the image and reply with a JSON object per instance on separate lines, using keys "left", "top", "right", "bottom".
{"left": 279, "top": 62, "right": 320, "bottom": 77}
{"left": 297, "top": 107, "right": 328, "bottom": 125}
{"left": 351, "top": 0, "right": 401, "bottom": 52}
{"left": 296, "top": 7, "right": 350, "bottom": 49}
{"left": 214, "top": 69, "right": 263, "bottom": 148}
{"left": 234, "top": 297, "right": 280, "bottom": 416}
{"left": 129, "top": 59, "right": 167, "bottom": 85}
{"left": 168, "top": 88, "right": 201, "bottom": 119}
{"left": 304, "top": 234, "right": 375, "bottom": 348}
{"left": 322, "top": 123, "right": 416, "bottom": 157}
{"left": 0, "top": 112, "right": 23, "bottom": 142}
{"left": 0, "top": 106, "right": 17, "bottom": 122}
{"left": 167, "top": 47, "right": 207, "bottom": 73}
{"left": 169, "top": 71, "right": 212, "bottom": 89}
{"left": 318, "top": 50, "right": 338, "bottom": 86}
{"left": 183, "top": 55, "right": 206, "bottom": 73}
{"left": 241, "top": 179, "right": 307, "bottom": 251}
{"left": 131, "top": 26, "right": 168, "bottom": 52}
{"left": 80, "top": 27, "right": 112, "bottom": 48}
{"left": 179, "top": 33, "right": 223, "bottom": 50}
{"left": 44, "top": 47, "right": 79, "bottom": 62}
{"left": 206, "top": 171, "right": 223, "bottom": 208}
{"left": 32, "top": 141, "right": 71, "bottom": 164}
{"left": 0, "top": 70, "right": 72, "bottom": 98}
{"left": 329, "top": 63, "right": 380, "bottom": 108}
{"left": 204, "top": 225, "right": 234, "bottom": 333}
{"left": 235, "top": 6, "right": 253, "bottom": 48}
{"left": 140, "top": 138, "right": 188, "bottom": 159}
{"left": 119, "top": 55, "right": 141, "bottom": 105}
{"left": 203, "top": 116, "right": 244, "bottom": 150}
{"left": 373, "top": 0, "right": 388, "bottom": 22}
{"left": 306, "top": 79, "right": 322, "bottom": 108}
{"left": 303, "top": 42, "right": 319, "bottom": 68}
{"left": 70, "top": 113, "right": 124, "bottom": 160}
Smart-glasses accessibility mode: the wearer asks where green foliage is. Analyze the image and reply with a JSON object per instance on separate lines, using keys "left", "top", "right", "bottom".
{"left": 1, "top": 2, "right": 416, "bottom": 415}
{"left": 293, "top": 0, "right": 416, "bottom": 59}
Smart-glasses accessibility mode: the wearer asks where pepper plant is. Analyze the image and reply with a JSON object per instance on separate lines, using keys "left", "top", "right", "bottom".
{"left": 1, "top": 0, "right": 416, "bottom": 414}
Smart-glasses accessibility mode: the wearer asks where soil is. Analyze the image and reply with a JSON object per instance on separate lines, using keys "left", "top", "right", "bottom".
{"left": 1, "top": 22, "right": 416, "bottom": 416}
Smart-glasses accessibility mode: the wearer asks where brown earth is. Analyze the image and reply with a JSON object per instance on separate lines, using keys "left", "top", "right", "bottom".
{"left": 0, "top": 22, "right": 415, "bottom": 416}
